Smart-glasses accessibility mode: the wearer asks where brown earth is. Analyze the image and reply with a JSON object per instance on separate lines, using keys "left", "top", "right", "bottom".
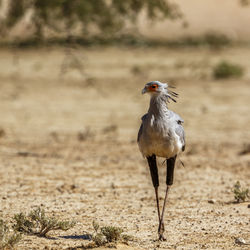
{"left": 0, "top": 46, "right": 250, "bottom": 249}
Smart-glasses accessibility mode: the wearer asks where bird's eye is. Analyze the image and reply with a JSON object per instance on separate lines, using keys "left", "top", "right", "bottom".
{"left": 148, "top": 84, "right": 158, "bottom": 91}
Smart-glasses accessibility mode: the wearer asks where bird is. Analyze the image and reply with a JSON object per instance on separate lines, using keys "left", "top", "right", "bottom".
{"left": 137, "top": 80, "right": 185, "bottom": 241}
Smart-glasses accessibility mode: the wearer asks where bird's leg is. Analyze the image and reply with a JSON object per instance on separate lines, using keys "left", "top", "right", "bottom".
{"left": 158, "top": 155, "right": 176, "bottom": 241}
{"left": 155, "top": 186, "right": 164, "bottom": 232}
{"left": 146, "top": 155, "right": 164, "bottom": 235}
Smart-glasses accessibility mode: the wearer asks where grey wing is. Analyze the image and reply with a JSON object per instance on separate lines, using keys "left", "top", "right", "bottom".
{"left": 137, "top": 114, "right": 147, "bottom": 143}
{"left": 173, "top": 112, "right": 184, "bottom": 124}
{"left": 175, "top": 125, "right": 185, "bottom": 151}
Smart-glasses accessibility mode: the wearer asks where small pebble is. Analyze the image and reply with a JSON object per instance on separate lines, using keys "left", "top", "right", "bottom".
{"left": 235, "top": 237, "right": 246, "bottom": 245}
{"left": 208, "top": 199, "right": 216, "bottom": 204}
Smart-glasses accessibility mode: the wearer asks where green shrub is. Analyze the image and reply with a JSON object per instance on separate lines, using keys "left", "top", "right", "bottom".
{"left": 100, "top": 226, "right": 123, "bottom": 243}
{"left": 0, "top": 219, "right": 22, "bottom": 249}
{"left": 233, "top": 181, "right": 249, "bottom": 203}
{"left": 90, "top": 221, "right": 133, "bottom": 248}
{"left": 13, "top": 207, "right": 76, "bottom": 237}
{"left": 165, "top": 32, "right": 231, "bottom": 48}
{"left": 213, "top": 61, "right": 244, "bottom": 79}
{"left": 203, "top": 33, "right": 231, "bottom": 48}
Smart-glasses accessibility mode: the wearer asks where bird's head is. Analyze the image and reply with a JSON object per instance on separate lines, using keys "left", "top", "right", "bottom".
{"left": 141, "top": 81, "right": 178, "bottom": 102}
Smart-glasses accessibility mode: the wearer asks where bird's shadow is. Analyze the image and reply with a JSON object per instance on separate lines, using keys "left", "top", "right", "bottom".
{"left": 59, "top": 234, "right": 92, "bottom": 240}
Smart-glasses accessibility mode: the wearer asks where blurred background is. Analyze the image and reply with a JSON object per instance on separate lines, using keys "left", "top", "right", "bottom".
{"left": 0, "top": 1, "right": 250, "bottom": 249}
{"left": 0, "top": 0, "right": 250, "bottom": 141}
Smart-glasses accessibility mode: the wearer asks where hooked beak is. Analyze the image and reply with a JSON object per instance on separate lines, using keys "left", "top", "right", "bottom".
{"left": 141, "top": 87, "right": 147, "bottom": 94}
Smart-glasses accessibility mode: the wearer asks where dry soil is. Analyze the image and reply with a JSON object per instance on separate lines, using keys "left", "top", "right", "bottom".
{"left": 0, "top": 46, "right": 249, "bottom": 249}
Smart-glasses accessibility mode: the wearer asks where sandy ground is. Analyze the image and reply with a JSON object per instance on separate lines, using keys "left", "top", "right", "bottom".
{"left": 0, "top": 46, "right": 250, "bottom": 249}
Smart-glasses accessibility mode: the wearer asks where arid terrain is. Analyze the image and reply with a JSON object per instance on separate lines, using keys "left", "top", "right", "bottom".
{"left": 0, "top": 46, "right": 249, "bottom": 249}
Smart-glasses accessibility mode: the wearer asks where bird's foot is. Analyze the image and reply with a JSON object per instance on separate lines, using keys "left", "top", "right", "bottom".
{"left": 158, "top": 224, "right": 166, "bottom": 241}
{"left": 158, "top": 233, "right": 166, "bottom": 241}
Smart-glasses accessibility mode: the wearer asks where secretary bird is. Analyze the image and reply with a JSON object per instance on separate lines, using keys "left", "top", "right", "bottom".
{"left": 137, "top": 81, "right": 185, "bottom": 240}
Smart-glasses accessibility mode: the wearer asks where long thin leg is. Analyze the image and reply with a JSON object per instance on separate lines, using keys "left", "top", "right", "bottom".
{"left": 158, "top": 155, "right": 176, "bottom": 241}
{"left": 155, "top": 187, "right": 164, "bottom": 232}
{"left": 146, "top": 155, "right": 164, "bottom": 234}
{"left": 158, "top": 185, "right": 170, "bottom": 240}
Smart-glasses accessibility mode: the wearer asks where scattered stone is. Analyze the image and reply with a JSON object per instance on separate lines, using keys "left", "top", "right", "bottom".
{"left": 235, "top": 237, "right": 246, "bottom": 245}
{"left": 208, "top": 199, "right": 216, "bottom": 204}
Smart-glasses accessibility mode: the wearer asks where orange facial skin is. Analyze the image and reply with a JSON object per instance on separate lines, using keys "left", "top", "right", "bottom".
{"left": 148, "top": 84, "right": 158, "bottom": 92}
